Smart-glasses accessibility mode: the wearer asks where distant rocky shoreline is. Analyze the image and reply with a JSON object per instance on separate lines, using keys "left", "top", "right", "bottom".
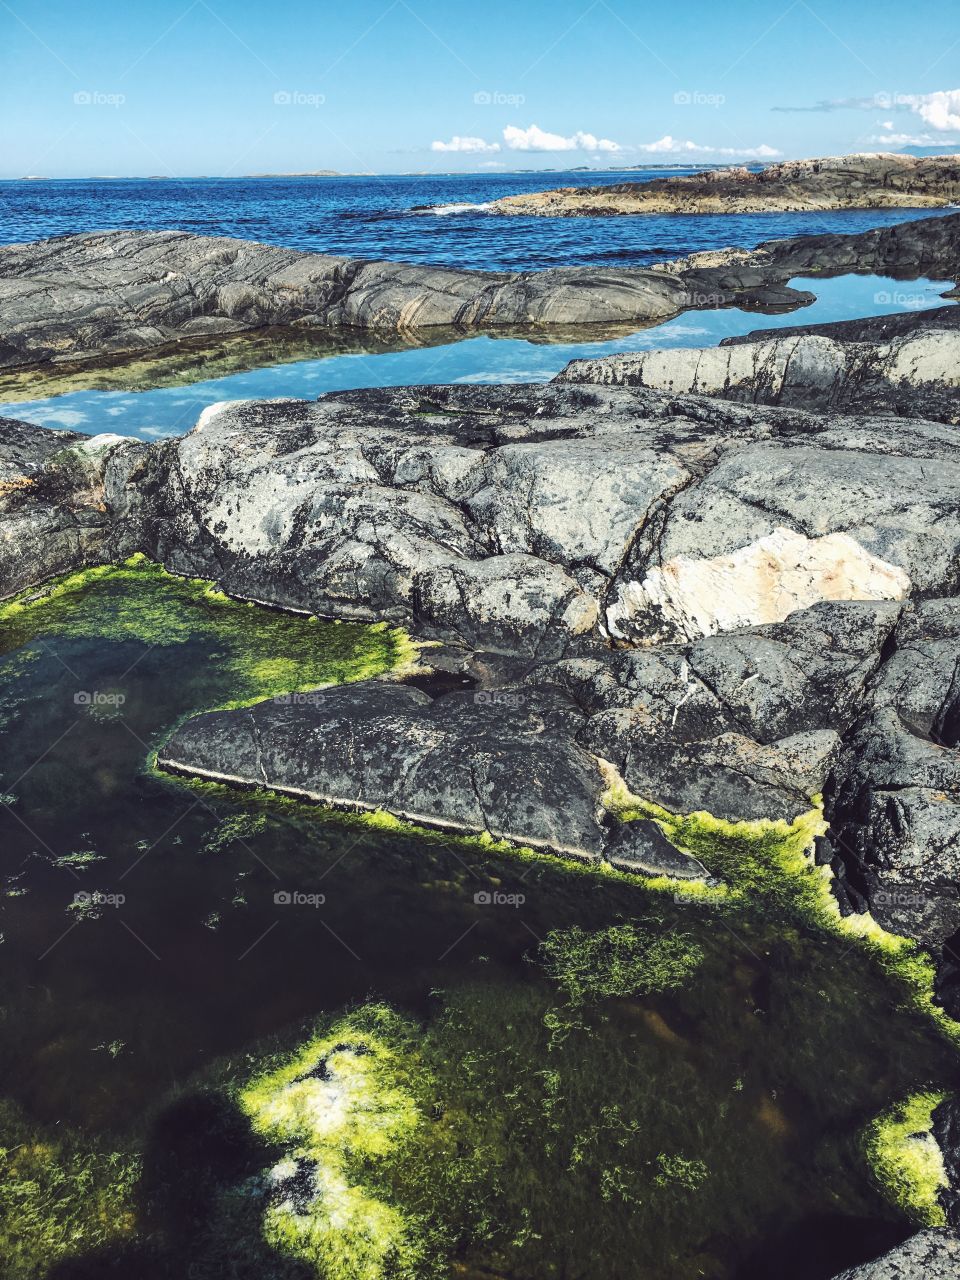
{"left": 467, "top": 153, "right": 960, "bottom": 217}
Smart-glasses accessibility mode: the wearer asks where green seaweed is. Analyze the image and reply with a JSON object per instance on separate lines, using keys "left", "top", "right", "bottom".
{"left": 863, "top": 1091, "right": 949, "bottom": 1225}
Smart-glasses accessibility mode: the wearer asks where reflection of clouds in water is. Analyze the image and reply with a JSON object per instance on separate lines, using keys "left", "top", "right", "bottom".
{"left": 10, "top": 405, "right": 90, "bottom": 428}
{"left": 139, "top": 426, "right": 178, "bottom": 438}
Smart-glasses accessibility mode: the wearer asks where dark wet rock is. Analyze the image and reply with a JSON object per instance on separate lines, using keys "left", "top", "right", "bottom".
{"left": 557, "top": 327, "right": 960, "bottom": 423}
{"left": 829, "top": 600, "right": 960, "bottom": 953}
{"left": 828, "top": 1229, "right": 960, "bottom": 1280}
{"left": 481, "top": 155, "right": 960, "bottom": 217}
{"left": 158, "top": 681, "right": 611, "bottom": 861}
{"left": 604, "top": 818, "right": 712, "bottom": 879}
{"left": 932, "top": 1095, "right": 960, "bottom": 1229}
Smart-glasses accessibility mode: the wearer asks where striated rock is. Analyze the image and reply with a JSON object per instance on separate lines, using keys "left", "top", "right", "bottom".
{"left": 828, "top": 1229, "right": 960, "bottom": 1280}
{"left": 2, "top": 210, "right": 960, "bottom": 373}
{"left": 0, "top": 229, "right": 691, "bottom": 371}
{"left": 479, "top": 154, "right": 960, "bottom": 217}
{"left": 557, "top": 328, "right": 960, "bottom": 423}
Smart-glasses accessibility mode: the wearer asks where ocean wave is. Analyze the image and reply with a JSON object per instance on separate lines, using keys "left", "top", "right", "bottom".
{"left": 415, "top": 201, "right": 494, "bottom": 216}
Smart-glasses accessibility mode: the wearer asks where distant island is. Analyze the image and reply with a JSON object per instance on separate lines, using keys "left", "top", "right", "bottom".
{"left": 444, "top": 153, "right": 960, "bottom": 217}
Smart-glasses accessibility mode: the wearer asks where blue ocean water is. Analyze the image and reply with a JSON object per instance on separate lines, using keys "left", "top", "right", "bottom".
{"left": 0, "top": 171, "right": 947, "bottom": 271}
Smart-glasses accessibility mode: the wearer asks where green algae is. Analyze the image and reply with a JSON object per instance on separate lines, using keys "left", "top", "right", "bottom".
{"left": 863, "top": 1091, "right": 949, "bottom": 1226}
{"left": 539, "top": 922, "right": 704, "bottom": 1003}
{"left": 0, "top": 555, "right": 417, "bottom": 712}
{"left": 239, "top": 1006, "right": 440, "bottom": 1280}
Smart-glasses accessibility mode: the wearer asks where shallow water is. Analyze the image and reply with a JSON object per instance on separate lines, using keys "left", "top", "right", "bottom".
{"left": 1, "top": 564, "right": 957, "bottom": 1279}
{"left": 3, "top": 274, "right": 954, "bottom": 440}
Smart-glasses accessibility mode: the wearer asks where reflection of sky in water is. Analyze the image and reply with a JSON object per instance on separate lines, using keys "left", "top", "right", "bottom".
{"left": 6, "top": 274, "right": 955, "bottom": 439}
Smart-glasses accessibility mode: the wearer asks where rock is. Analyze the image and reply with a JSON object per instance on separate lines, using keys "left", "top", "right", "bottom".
{"left": 604, "top": 818, "right": 712, "bottom": 879}
{"left": 828, "top": 1230, "right": 960, "bottom": 1280}
{"left": 3, "top": 210, "right": 959, "bottom": 372}
{"left": 479, "top": 154, "right": 960, "bottom": 217}
{"left": 158, "top": 681, "right": 612, "bottom": 862}
{"left": 0, "top": 416, "right": 144, "bottom": 595}
{"left": 557, "top": 329, "right": 960, "bottom": 423}
{"left": 933, "top": 1096, "right": 960, "bottom": 1229}
{"left": 828, "top": 600, "right": 960, "bottom": 957}
{"left": 126, "top": 387, "right": 960, "bottom": 658}
{"left": 0, "top": 229, "right": 691, "bottom": 371}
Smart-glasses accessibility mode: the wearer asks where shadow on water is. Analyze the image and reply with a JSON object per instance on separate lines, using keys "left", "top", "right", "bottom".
{"left": 48, "top": 1092, "right": 313, "bottom": 1280}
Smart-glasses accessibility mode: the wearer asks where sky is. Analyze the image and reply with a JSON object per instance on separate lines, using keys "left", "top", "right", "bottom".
{"left": 1, "top": 0, "right": 958, "bottom": 178}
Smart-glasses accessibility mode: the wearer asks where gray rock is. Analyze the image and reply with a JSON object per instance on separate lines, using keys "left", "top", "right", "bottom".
{"left": 3, "top": 210, "right": 959, "bottom": 372}
{"left": 829, "top": 600, "right": 960, "bottom": 956}
{"left": 605, "top": 819, "right": 712, "bottom": 879}
{"left": 158, "top": 680, "right": 611, "bottom": 862}
{"left": 477, "top": 155, "right": 960, "bottom": 217}
{"left": 557, "top": 328, "right": 960, "bottom": 423}
{"left": 0, "top": 229, "right": 690, "bottom": 371}
{"left": 828, "top": 1230, "right": 960, "bottom": 1280}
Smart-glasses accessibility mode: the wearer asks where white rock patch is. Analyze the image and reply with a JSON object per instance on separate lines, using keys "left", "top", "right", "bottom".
{"left": 607, "top": 526, "right": 911, "bottom": 642}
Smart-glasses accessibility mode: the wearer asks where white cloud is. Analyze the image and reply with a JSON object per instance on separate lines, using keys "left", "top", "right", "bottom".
{"left": 502, "top": 123, "right": 621, "bottom": 152}
{"left": 865, "top": 131, "right": 957, "bottom": 147}
{"left": 908, "top": 89, "right": 960, "bottom": 131}
{"left": 431, "top": 135, "right": 500, "bottom": 153}
{"left": 635, "top": 136, "right": 780, "bottom": 158}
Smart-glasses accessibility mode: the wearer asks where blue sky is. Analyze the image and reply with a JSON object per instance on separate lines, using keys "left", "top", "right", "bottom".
{"left": 1, "top": 0, "right": 958, "bottom": 177}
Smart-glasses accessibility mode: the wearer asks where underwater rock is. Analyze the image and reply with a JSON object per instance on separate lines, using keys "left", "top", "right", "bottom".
{"left": 604, "top": 819, "right": 712, "bottom": 879}
{"left": 828, "top": 1228, "right": 960, "bottom": 1279}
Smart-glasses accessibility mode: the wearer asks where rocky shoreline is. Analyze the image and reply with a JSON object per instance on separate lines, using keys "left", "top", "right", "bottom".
{"left": 469, "top": 154, "right": 960, "bottom": 217}
{"left": 6, "top": 208, "right": 960, "bottom": 1269}
{"left": 2, "top": 209, "right": 959, "bottom": 373}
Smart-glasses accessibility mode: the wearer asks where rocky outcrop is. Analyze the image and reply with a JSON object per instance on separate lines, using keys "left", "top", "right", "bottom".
{"left": 477, "top": 154, "right": 960, "bottom": 217}
{"left": 0, "top": 229, "right": 694, "bottom": 371}
{"left": 2, "top": 211, "right": 960, "bottom": 373}
{"left": 828, "top": 1229, "right": 960, "bottom": 1280}
{"left": 828, "top": 600, "right": 960, "bottom": 980}
{"left": 556, "top": 327, "right": 960, "bottom": 422}
{"left": 6, "top": 379, "right": 960, "bottom": 970}
{"left": 120, "top": 387, "right": 960, "bottom": 657}
{"left": 0, "top": 416, "right": 143, "bottom": 595}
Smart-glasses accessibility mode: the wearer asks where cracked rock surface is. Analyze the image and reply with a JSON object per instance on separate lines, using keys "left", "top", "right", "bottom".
{"left": 4, "top": 377, "right": 960, "bottom": 980}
